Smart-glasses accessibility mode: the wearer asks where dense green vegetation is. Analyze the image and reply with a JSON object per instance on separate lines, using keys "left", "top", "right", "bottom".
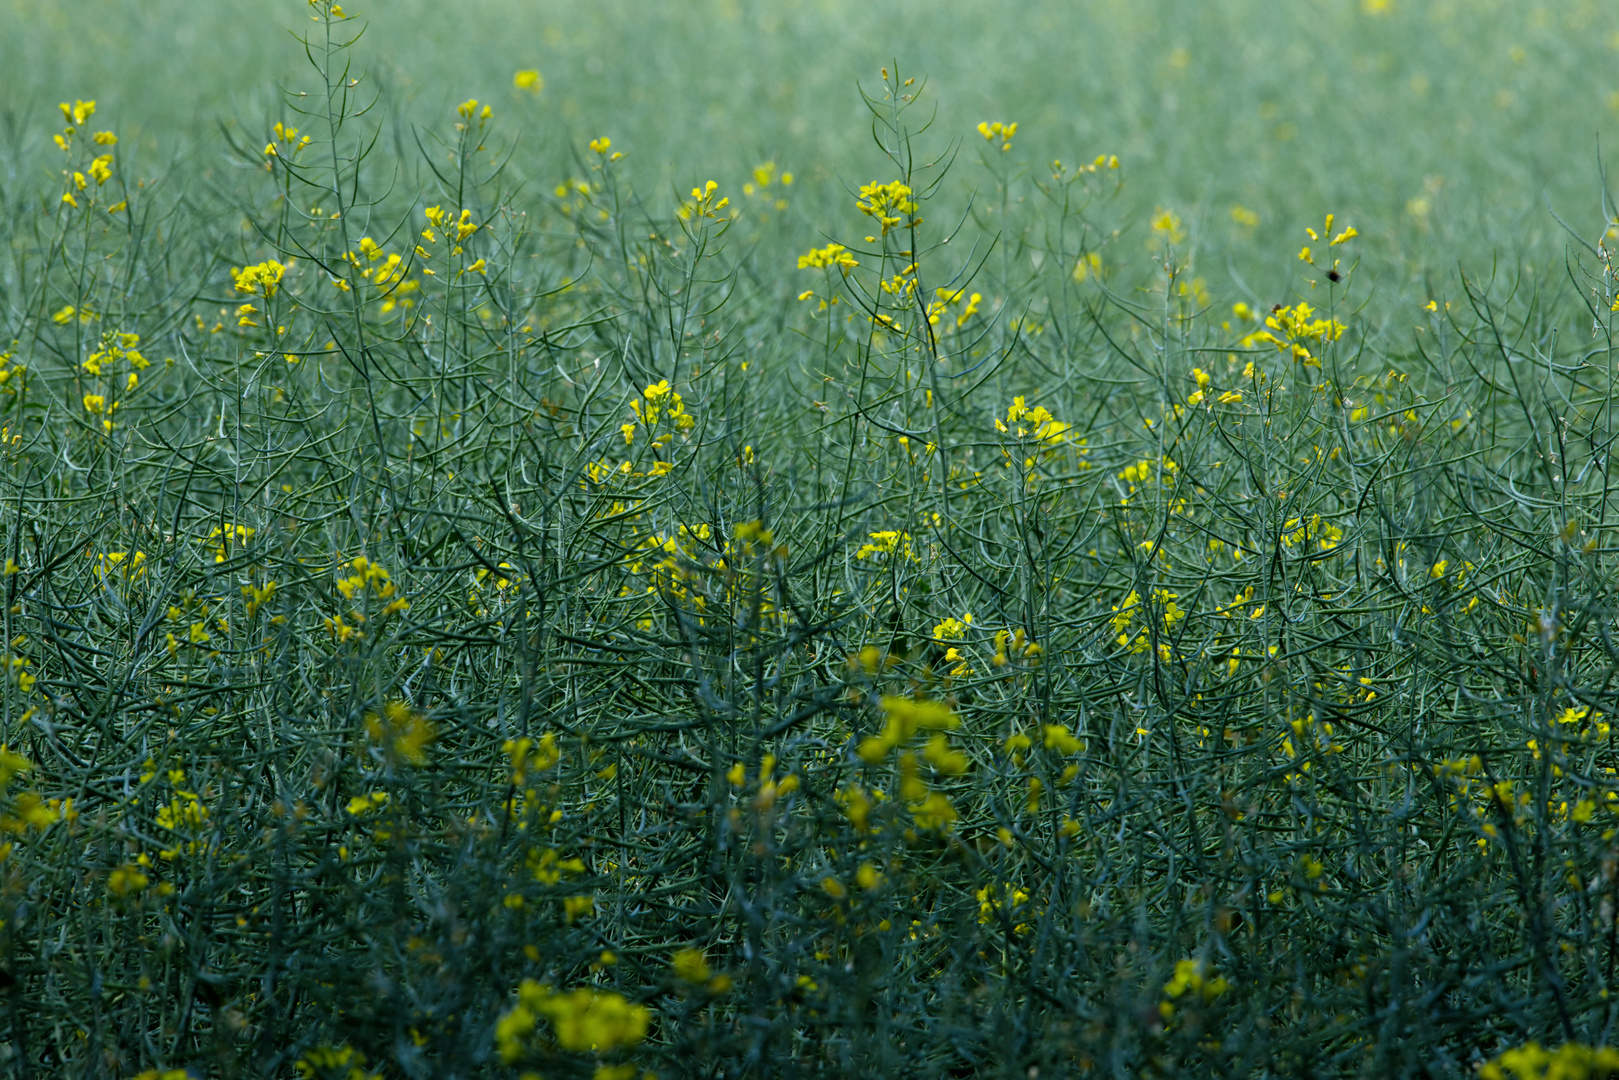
{"left": 3, "top": 1, "right": 1619, "bottom": 1077}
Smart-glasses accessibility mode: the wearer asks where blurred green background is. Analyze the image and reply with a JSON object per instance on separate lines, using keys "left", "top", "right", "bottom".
{"left": 5, "top": 0, "right": 1619, "bottom": 292}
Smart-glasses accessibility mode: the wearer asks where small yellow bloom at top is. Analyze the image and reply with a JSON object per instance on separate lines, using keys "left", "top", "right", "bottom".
{"left": 108, "top": 863, "right": 149, "bottom": 897}
{"left": 514, "top": 69, "right": 544, "bottom": 93}
{"left": 1298, "top": 246, "right": 1313, "bottom": 262}
{"left": 60, "top": 100, "right": 95, "bottom": 126}
{"left": 457, "top": 99, "right": 480, "bottom": 120}
{"left": 976, "top": 120, "right": 1018, "bottom": 151}
{"left": 672, "top": 948, "right": 711, "bottom": 983}
{"left": 93, "top": 131, "right": 117, "bottom": 146}
{"left": 588, "top": 136, "right": 611, "bottom": 155}
{"left": 1149, "top": 206, "right": 1184, "bottom": 245}
{"left": 798, "top": 242, "right": 858, "bottom": 273}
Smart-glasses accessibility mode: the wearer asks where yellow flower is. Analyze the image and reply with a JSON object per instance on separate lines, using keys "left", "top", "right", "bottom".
{"left": 922, "top": 734, "right": 969, "bottom": 774}
{"left": 976, "top": 120, "right": 1018, "bottom": 151}
{"left": 365, "top": 701, "right": 435, "bottom": 766}
{"left": 678, "top": 179, "right": 729, "bottom": 221}
{"left": 855, "top": 180, "right": 919, "bottom": 235}
{"left": 108, "top": 863, "right": 149, "bottom": 897}
{"left": 1479, "top": 1043, "right": 1619, "bottom": 1080}
{"left": 231, "top": 260, "right": 287, "bottom": 298}
{"left": 496, "top": 981, "right": 650, "bottom": 1062}
{"left": 1150, "top": 206, "right": 1184, "bottom": 246}
{"left": 514, "top": 69, "right": 544, "bottom": 93}
{"left": 1161, "top": 958, "right": 1230, "bottom": 1005}
{"left": 1042, "top": 724, "right": 1084, "bottom": 755}
{"left": 672, "top": 948, "right": 711, "bottom": 983}
{"left": 797, "top": 242, "right": 858, "bottom": 272}
{"left": 59, "top": 99, "right": 95, "bottom": 126}
{"left": 345, "top": 791, "right": 389, "bottom": 816}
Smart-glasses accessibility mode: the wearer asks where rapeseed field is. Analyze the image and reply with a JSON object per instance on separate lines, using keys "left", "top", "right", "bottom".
{"left": 2, "top": 1, "right": 1619, "bottom": 1076}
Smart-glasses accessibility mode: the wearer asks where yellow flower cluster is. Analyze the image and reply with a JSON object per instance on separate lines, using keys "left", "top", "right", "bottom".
{"left": 1301, "top": 211, "right": 1359, "bottom": 259}
{"left": 1159, "top": 958, "right": 1230, "bottom": 1018}
{"left": 1282, "top": 513, "right": 1344, "bottom": 552}
{"left": 80, "top": 330, "right": 159, "bottom": 431}
{"left": 854, "top": 530, "right": 916, "bottom": 561}
{"left": 672, "top": 947, "right": 732, "bottom": 992}
{"left": 993, "top": 628, "right": 1041, "bottom": 667}
{"left": 1241, "top": 301, "right": 1345, "bottom": 367}
{"left": 495, "top": 981, "right": 651, "bottom": 1062}
{"left": 206, "top": 522, "right": 254, "bottom": 563}
{"left": 505, "top": 733, "right": 560, "bottom": 785}
{"left": 1479, "top": 1042, "right": 1619, "bottom": 1080}
{"left": 154, "top": 790, "right": 209, "bottom": 858}
{"left": 0, "top": 748, "right": 75, "bottom": 839}
{"left": 264, "top": 120, "right": 312, "bottom": 158}
{"left": 1110, "top": 588, "right": 1184, "bottom": 655}
{"left": 976, "top": 883, "right": 1032, "bottom": 930}
{"left": 335, "top": 554, "right": 406, "bottom": 607}
{"left": 677, "top": 179, "right": 729, "bottom": 222}
{"left": 857, "top": 695, "right": 959, "bottom": 764}
{"left": 926, "top": 287, "right": 981, "bottom": 327}
{"left": 53, "top": 100, "right": 120, "bottom": 209}
{"left": 976, "top": 120, "right": 1017, "bottom": 151}
{"left": 456, "top": 98, "right": 492, "bottom": 124}
{"left": 346, "top": 237, "right": 423, "bottom": 310}
{"left": 294, "top": 1044, "right": 378, "bottom": 1080}
{"left": 624, "top": 380, "right": 696, "bottom": 447}
{"left": 856, "top": 180, "right": 919, "bottom": 235}
{"left": 365, "top": 700, "right": 435, "bottom": 766}
{"left": 82, "top": 330, "right": 149, "bottom": 382}
{"left": 1149, "top": 206, "right": 1185, "bottom": 247}
{"left": 998, "top": 396, "right": 1069, "bottom": 446}
{"left": 931, "top": 613, "right": 972, "bottom": 643}
{"left": 743, "top": 160, "right": 792, "bottom": 196}
{"left": 231, "top": 260, "right": 286, "bottom": 298}
{"left": 345, "top": 790, "right": 389, "bottom": 817}
{"left": 798, "top": 242, "right": 858, "bottom": 272}
{"left": 1186, "top": 367, "right": 1242, "bottom": 407}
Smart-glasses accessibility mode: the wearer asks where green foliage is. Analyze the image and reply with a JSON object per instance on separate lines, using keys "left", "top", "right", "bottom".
{"left": 1, "top": 3, "right": 1619, "bottom": 1078}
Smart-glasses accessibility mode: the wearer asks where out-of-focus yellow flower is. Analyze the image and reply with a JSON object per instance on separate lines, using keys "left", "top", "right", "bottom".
{"left": 976, "top": 120, "right": 1018, "bottom": 151}
{"left": 495, "top": 980, "right": 650, "bottom": 1062}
